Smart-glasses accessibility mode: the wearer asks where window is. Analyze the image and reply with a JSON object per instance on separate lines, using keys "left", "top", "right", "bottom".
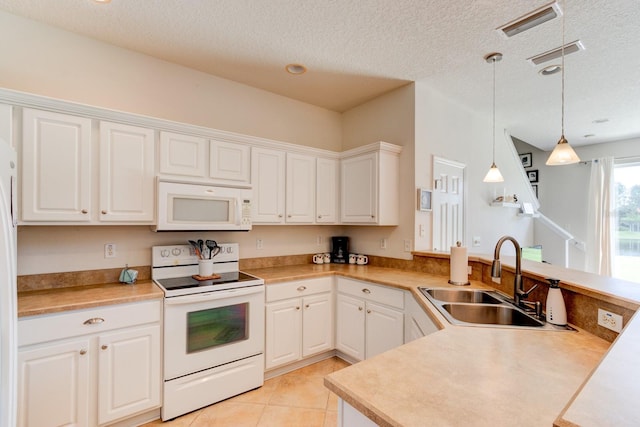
{"left": 613, "top": 162, "right": 640, "bottom": 283}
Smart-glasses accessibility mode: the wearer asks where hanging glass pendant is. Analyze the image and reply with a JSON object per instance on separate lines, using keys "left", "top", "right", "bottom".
{"left": 546, "top": 135, "right": 580, "bottom": 165}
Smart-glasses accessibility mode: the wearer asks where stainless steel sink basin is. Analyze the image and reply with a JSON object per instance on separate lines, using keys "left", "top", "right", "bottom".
{"left": 441, "top": 304, "right": 545, "bottom": 327}
{"left": 422, "top": 288, "right": 503, "bottom": 304}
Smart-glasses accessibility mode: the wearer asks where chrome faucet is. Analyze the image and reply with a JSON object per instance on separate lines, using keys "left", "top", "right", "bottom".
{"left": 491, "top": 236, "right": 538, "bottom": 308}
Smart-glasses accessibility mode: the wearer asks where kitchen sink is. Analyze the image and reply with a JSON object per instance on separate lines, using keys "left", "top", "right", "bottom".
{"left": 421, "top": 288, "right": 503, "bottom": 304}
{"left": 441, "top": 303, "right": 545, "bottom": 327}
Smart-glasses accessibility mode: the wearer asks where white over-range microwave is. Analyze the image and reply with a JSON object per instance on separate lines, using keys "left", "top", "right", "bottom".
{"left": 154, "top": 180, "right": 252, "bottom": 231}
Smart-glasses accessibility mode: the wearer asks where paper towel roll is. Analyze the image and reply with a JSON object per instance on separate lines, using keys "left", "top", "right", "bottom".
{"left": 449, "top": 243, "right": 470, "bottom": 285}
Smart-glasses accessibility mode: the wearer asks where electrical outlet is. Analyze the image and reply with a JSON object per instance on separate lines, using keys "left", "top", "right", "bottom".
{"left": 472, "top": 236, "right": 481, "bottom": 247}
{"left": 316, "top": 235, "right": 322, "bottom": 245}
{"left": 404, "top": 239, "right": 412, "bottom": 252}
{"left": 104, "top": 243, "right": 116, "bottom": 258}
{"left": 381, "top": 238, "right": 388, "bottom": 249}
{"left": 598, "top": 309, "right": 623, "bottom": 333}
{"left": 256, "top": 239, "right": 264, "bottom": 250}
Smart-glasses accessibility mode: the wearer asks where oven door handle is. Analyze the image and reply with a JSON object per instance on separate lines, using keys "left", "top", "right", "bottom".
{"left": 164, "top": 286, "right": 264, "bottom": 305}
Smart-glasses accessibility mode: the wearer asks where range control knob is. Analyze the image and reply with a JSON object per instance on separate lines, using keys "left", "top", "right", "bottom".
{"left": 172, "top": 248, "right": 182, "bottom": 256}
{"left": 160, "top": 249, "right": 170, "bottom": 257}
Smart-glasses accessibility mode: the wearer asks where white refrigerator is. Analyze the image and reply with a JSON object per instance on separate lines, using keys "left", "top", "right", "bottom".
{"left": 0, "top": 138, "right": 17, "bottom": 427}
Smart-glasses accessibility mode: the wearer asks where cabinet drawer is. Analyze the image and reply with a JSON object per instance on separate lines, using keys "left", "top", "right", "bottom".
{"left": 337, "top": 278, "right": 404, "bottom": 309}
{"left": 266, "top": 277, "right": 333, "bottom": 302}
{"left": 19, "top": 300, "right": 162, "bottom": 347}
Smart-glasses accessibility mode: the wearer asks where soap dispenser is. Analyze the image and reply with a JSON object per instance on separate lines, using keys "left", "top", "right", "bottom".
{"left": 545, "top": 278, "right": 567, "bottom": 326}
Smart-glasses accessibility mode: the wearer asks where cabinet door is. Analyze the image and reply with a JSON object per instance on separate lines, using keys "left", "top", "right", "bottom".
{"left": 302, "top": 293, "right": 334, "bottom": 357}
{"left": 341, "top": 152, "right": 378, "bottom": 223}
{"left": 21, "top": 108, "right": 92, "bottom": 221}
{"left": 286, "top": 153, "right": 316, "bottom": 223}
{"left": 99, "top": 122, "right": 155, "bottom": 222}
{"left": 365, "top": 302, "right": 404, "bottom": 359}
{"left": 316, "top": 157, "right": 338, "bottom": 223}
{"left": 251, "top": 147, "right": 285, "bottom": 223}
{"left": 159, "top": 131, "right": 207, "bottom": 177}
{"left": 18, "top": 338, "right": 91, "bottom": 427}
{"left": 265, "top": 299, "right": 302, "bottom": 369}
{"left": 335, "top": 294, "right": 365, "bottom": 361}
{"left": 210, "top": 139, "right": 250, "bottom": 183}
{"left": 98, "top": 324, "right": 161, "bottom": 425}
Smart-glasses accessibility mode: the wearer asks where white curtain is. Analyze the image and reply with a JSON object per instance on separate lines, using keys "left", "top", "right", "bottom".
{"left": 586, "top": 157, "right": 614, "bottom": 275}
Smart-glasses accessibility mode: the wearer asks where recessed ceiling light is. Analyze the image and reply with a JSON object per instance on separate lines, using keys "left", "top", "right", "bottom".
{"left": 539, "top": 65, "right": 562, "bottom": 76}
{"left": 93, "top": 0, "right": 111, "bottom": 3}
{"left": 285, "top": 64, "right": 307, "bottom": 75}
{"left": 592, "top": 118, "right": 609, "bottom": 124}
{"left": 527, "top": 40, "right": 585, "bottom": 65}
{"left": 497, "top": 1, "right": 561, "bottom": 38}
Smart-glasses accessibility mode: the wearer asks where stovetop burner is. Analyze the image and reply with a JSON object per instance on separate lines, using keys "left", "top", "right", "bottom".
{"left": 155, "top": 271, "right": 258, "bottom": 291}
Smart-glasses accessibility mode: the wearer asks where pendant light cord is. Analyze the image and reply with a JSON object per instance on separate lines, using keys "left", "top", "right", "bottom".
{"left": 492, "top": 56, "right": 496, "bottom": 163}
{"left": 561, "top": 0, "right": 565, "bottom": 137}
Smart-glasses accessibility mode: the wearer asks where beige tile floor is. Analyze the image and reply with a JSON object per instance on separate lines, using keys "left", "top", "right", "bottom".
{"left": 144, "top": 357, "right": 350, "bottom": 427}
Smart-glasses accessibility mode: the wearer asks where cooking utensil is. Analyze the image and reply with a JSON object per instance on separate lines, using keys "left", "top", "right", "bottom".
{"left": 188, "top": 240, "right": 203, "bottom": 259}
{"left": 206, "top": 240, "right": 221, "bottom": 259}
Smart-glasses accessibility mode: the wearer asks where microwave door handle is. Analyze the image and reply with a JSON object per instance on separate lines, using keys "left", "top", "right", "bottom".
{"left": 164, "top": 286, "right": 263, "bottom": 305}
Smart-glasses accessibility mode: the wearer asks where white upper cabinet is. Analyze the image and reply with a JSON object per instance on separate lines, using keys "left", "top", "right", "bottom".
{"left": 159, "top": 131, "right": 207, "bottom": 178}
{"left": 21, "top": 108, "right": 92, "bottom": 222}
{"left": 99, "top": 121, "right": 155, "bottom": 222}
{"left": 210, "top": 139, "right": 251, "bottom": 183}
{"left": 251, "top": 147, "right": 286, "bottom": 223}
{"left": 316, "top": 157, "right": 338, "bottom": 223}
{"left": 340, "top": 142, "right": 401, "bottom": 225}
{"left": 286, "top": 152, "right": 316, "bottom": 223}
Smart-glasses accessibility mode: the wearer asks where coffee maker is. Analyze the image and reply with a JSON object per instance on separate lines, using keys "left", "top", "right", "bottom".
{"left": 331, "top": 236, "right": 349, "bottom": 264}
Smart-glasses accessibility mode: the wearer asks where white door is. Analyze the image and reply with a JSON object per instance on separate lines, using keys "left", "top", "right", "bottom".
{"left": 316, "top": 157, "right": 338, "bottom": 223}
{"left": 99, "top": 121, "right": 155, "bottom": 222}
{"left": 210, "top": 140, "right": 250, "bottom": 183}
{"left": 335, "top": 294, "right": 365, "bottom": 361}
{"left": 18, "top": 339, "right": 91, "bottom": 427}
{"left": 286, "top": 153, "right": 316, "bottom": 223}
{"left": 432, "top": 157, "right": 466, "bottom": 251}
{"left": 265, "top": 299, "right": 301, "bottom": 369}
{"left": 159, "top": 131, "right": 207, "bottom": 178}
{"left": 251, "top": 147, "right": 285, "bottom": 223}
{"left": 365, "top": 302, "right": 404, "bottom": 359}
{"left": 21, "top": 108, "right": 92, "bottom": 221}
{"left": 302, "top": 293, "right": 334, "bottom": 357}
{"left": 98, "top": 325, "right": 161, "bottom": 424}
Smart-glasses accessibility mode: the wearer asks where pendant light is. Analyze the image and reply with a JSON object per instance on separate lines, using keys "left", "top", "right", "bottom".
{"left": 546, "top": 0, "right": 580, "bottom": 165}
{"left": 483, "top": 52, "right": 504, "bottom": 183}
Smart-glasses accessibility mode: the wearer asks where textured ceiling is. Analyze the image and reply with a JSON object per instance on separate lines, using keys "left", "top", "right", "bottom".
{"left": 0, "top": 0, "right": 638, "bottom": 150}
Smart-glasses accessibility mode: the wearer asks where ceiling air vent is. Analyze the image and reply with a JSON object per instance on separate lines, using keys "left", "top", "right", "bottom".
{"left": 527, "top": 40, "right": 585, "bottom": 65}
{"left": 497, "top": 1, "right": 561, "bottom": 38}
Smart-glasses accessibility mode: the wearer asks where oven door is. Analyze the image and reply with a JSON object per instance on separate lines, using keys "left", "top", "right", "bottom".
{"left": 163, "top": 285, "right": 264, "bottom": 381}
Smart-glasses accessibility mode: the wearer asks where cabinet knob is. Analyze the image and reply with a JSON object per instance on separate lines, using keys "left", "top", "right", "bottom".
{"left": 371, "top": 215, "right": 375, "bottom": 218}
{"left": 101, "top": 210, "right": 107, "bottom": 215}
{"left": 297, "top": 286, "right": 307, "bottom": 291}
{"left": 101, "top": 345, "right": 108, "bottom": 350}
{"left": 367, "top": 309, "right": 372, "bottom": 314}
{"left": 288, "top": 215, "right": 292, "bottom": 218}
{"left": 358, "top": 306, "right": 363, "bottom": 311}
{"left": 362, "top": 288, "right": 371, "bottom": 294}
{"left": 83, "top": 317, "right": 105, "bottom": 325}
{"left": 79, "top": 349, "right": 87, "bottom": 355}
{"left": 278, "top": 214, "right": 283, "bottom": 218}
{"left": 296, "top": 306, "right": 301, "bottom": 310}
{"left": 305, "top": 304, "right": 310, "bottom": 309}
{"left": 318, "top": 215, "right": 322, "bottom": 219}
{"left": 81, "top": 209, "right": 88, "bottom": 214}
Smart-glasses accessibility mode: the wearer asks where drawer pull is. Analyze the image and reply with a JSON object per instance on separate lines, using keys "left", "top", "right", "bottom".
{"left": 305, "top": 304, "right": 310, "bottom": 309}
{"left": 367, "top": 309, "right": 372, "bottom": 314}
{"left": 101, "top": 345, "right": 108, "bottom": 350}
{"left": 296, "top": 306, "right": 301, "bottom": 310}
{"left": 101, "top": 210, "right": 107, "bottom": 215}
{"left": 79, "top": 349, "right": 87, "bottom": 355}
{"left": 81, "top": 209, "right": 88, "bottom": 214}
{"left": 362, "top": 288, "right": 371, "bottom": 294}
{"left": 83, "top": 317, "right": 105, "bottom": 325}
{"left": 358, "top": 306, "right": 363, "bottom": 311}
{"left": 297, "top": 286, "right": 307, "bottom": 291}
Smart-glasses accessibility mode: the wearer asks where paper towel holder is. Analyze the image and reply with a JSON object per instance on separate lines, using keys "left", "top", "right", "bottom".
{"left": 448, "top": 241, "right": 470, "bottom": 286}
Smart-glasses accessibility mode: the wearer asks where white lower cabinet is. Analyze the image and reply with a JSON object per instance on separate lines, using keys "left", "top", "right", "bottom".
{"left": 265, "top": 277, "right": 334, "bottom": 370}
{"left": 335, "top": 278, "right": 404, "bottom": 361}
{"left": 17, "top": 300, "right": 162, "bottom": 427}
{"left": 404, "top": 292, "right": 439, "bottom": 342}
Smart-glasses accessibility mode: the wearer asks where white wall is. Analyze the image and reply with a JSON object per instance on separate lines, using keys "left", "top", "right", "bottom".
{"left": 0, "top": 10, "right": 342, "bottom": 151}
{"left": 341, "top": 84, "right": 416, "bottom": 260}
{"left": 414, "top": 82, "right": 535, "bottom": 256}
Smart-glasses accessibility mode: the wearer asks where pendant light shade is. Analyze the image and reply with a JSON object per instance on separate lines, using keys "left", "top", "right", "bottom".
{"left": 483, "top": 52, "right": 504, "bottom": 183}
{"left": 546, "top": 0, "right": 580, "bottom": 166}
